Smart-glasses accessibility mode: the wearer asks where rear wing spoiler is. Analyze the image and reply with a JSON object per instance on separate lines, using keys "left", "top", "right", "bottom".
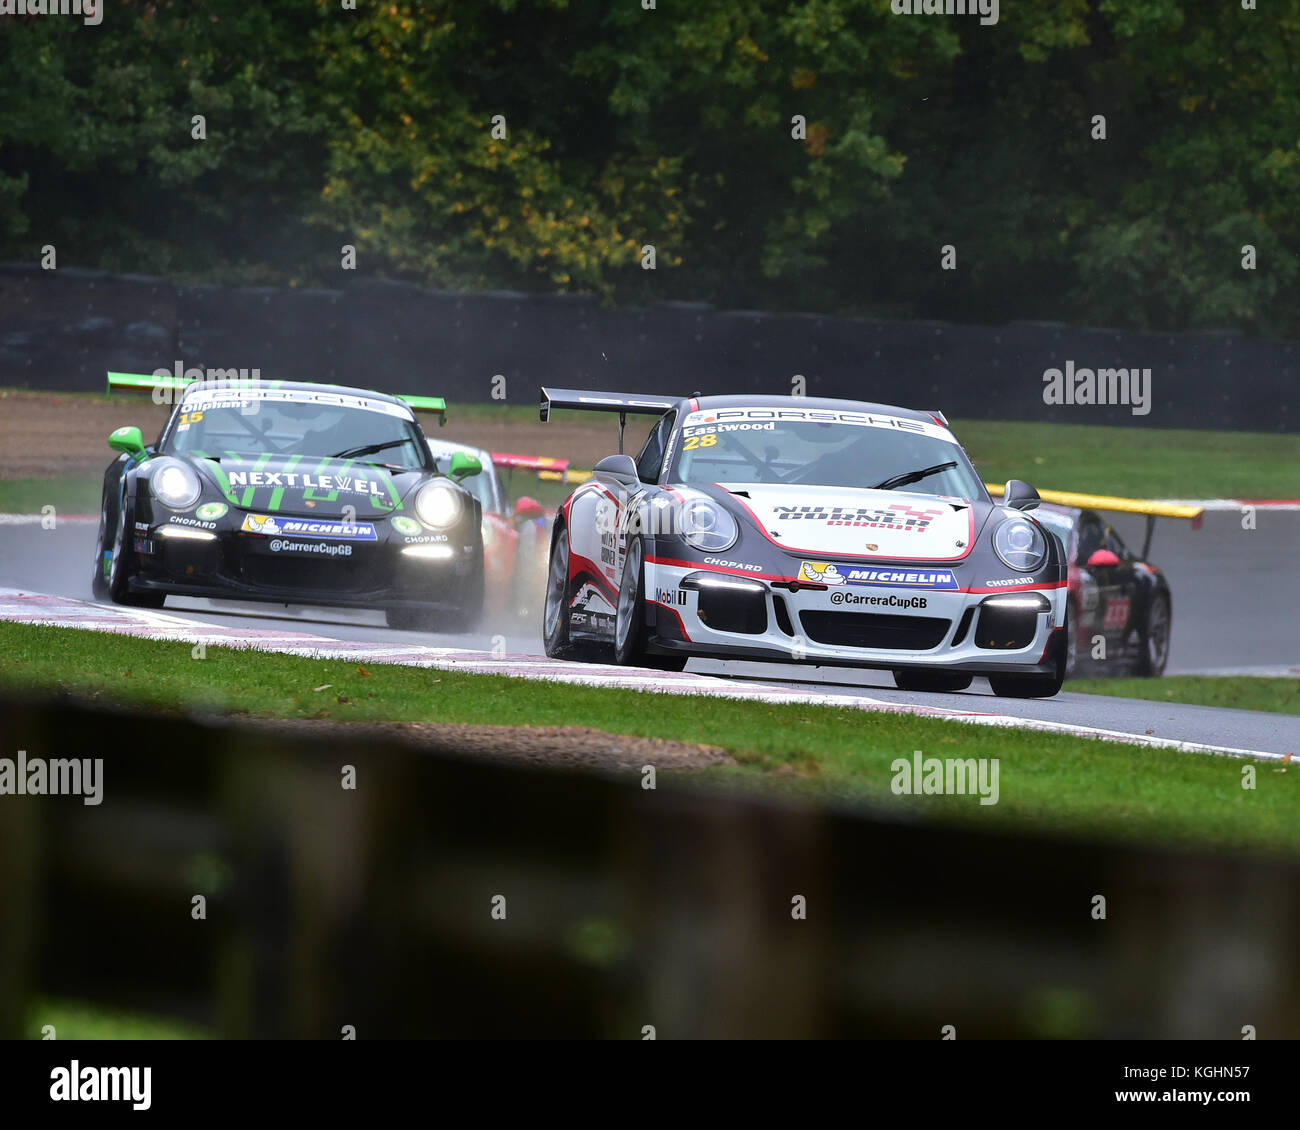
{"left": 540, "top": 386, "right": 683, "bottom": 452}
{"left": 492, "top": 452, "right": 572, "bottom": 482}
{"left": 986, "top": 482, "right": 1204, "bottom": 558}
{"left": 107, "top": 371, "right": 447, "bottom": 425}
{"left": 107, "top": 370, "right": 195, "bottom": 399}
{"left": 395, "top": 395, "right": 447, "bottom": 426}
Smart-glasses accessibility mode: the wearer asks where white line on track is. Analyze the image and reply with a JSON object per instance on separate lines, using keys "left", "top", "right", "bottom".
{"left": 0, "top": 513, "right": 98, "bottom": 525}
{"left": 0, "top": 586, "right": 1290, "bottom": 762}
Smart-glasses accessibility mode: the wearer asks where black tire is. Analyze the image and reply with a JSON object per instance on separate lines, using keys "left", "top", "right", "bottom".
{"left": 386, "top": 572, "right": 483, "bottom": 634}
{"left": 1134, "top": 592, "right": 1170, "bottom": 678}
{"left": 1064, "top": 600, "right": 1079, "bottom": 680}
{"left": 988, "top": 611, "right": 1068, "bottom": 699}
{"left": 542, "top": 525, "right": 608, "bottom": 662}
{"left": 91, "top": 493, "right": 114, "bottom": 601}
{"left": 384, "top": 605, "right": 439, "bottom": 632}
{"left": 613, "top": 535, "right": 688, "bottom": 671}
{"left": 94, "top": 485, "right": 164, "bottom": 608}
{"left": 892, "top": 669, "right": 973, "bottom": 693}
{"left": 444, "top": 570, "right": 484, "bottom": 634}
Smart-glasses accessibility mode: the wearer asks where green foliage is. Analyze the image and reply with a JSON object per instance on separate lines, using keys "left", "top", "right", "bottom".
{"left": 1, "top": 0, "right": 1297, "bottom": 331}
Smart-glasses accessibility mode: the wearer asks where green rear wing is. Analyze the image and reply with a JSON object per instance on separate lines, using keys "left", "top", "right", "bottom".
{"left": 106, "top": 371, "right": 448, "bottom": 425}
{"left": 395, "top": 395, "right": 447, "bottom": 427}
{"left": 106, "top": 371, "right": 195, "bottom": 399}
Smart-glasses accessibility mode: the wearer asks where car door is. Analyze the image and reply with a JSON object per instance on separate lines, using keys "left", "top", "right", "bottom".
{"left": 1077, "top": 513, "right": 1131, "bottom": 655}
{"left": 1073, "top": 512, "right": 1110, "bottom": 652}
{"left": 1098, "top": 522, "right": 1141, "bottom": 650}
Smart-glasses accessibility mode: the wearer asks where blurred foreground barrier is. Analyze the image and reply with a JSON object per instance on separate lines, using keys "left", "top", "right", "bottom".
{"left": 2, "top": 695, "right": 1298, "bottom": 1038}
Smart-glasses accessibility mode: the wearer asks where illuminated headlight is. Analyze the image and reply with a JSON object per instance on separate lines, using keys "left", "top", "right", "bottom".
{"left": 981, "top": 593, "right": 1050, "bottom": 612}
{"left": 680, "top": 498, "right": 738, "bottom": 552}
{"left": 402, "top": 544, "right": 454, "bottom": 560}
{"left": 159, "top": 525, "right": 216, "bottom": 541}
{"left": 681, "top": 572, "right": 764, "bottom": 595}
{"left": 149, "top": 458, "right": 202, "bottom": 510}
{"left": 993, "top": 518, "right": 1048, "bottom": 572}
{"left": 414, "top": 483, "right": 462, "bottom": 529}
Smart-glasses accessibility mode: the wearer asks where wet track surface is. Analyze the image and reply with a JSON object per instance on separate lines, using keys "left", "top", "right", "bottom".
{"left": 2, "top": 508, "right": 1297, "bottom": 755}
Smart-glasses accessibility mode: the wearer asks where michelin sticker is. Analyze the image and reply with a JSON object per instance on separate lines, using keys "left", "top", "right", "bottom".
{"left": 799, "top": 562, "right": 958, "bottom": 590}
{"left": 241, "top": 514, "right": 378, "bottom": 541}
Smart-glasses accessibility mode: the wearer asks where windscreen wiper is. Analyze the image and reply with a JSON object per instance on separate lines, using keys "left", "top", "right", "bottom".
{"left": 329, "top": 440, "right": 408, "bottom": 459}
{"left": 871, "top": 460, "right": 958, "bottom": 491}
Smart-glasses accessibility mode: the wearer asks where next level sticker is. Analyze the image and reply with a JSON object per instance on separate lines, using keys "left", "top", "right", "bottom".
{"left": 241, "top": 514, "right": 378, "bottom": 541}
{"left": 799, "top": 562, "right": 958, "bottom": 590}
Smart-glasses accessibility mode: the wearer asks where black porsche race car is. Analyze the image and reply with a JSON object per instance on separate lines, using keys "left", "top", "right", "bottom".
{"left": 93, "top": 373, "right": 485, "bottom": 631}
{"left": 539, "top": 389, "right": 1071, "bottom": 698}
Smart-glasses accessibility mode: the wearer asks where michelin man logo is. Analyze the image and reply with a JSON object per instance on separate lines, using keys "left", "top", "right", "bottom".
{"left": 242, "top": 514, "right": 282, "bottom": 535}
{"left": 798, "top": 561, "right": 845, "bottom": 585}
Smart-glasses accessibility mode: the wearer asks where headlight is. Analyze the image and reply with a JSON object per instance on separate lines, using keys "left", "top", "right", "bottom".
{"left": 681, "top": 498, "right": 738, "bottom": 552}
{"left": 415, "top": 482, "right": 463, "bottom": 529}
{"left": 993, "top": 518, "right": 1048, "bottom": 572}
{"left": 149, "top": 458, "right": 202, "bottom": 510}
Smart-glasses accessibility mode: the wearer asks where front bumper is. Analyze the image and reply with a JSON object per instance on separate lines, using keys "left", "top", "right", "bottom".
{"left": 645, "top": 558, "right": 1066, "bottom": 676}
{"left": 128, "top": 517, "right": 480, "bottom": 610}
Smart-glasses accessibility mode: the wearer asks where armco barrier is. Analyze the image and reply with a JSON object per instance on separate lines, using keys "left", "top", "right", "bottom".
{"left": 3, "top": 695, "right": 1298, "bottom": 1038}
{"left": 0, "top": 263, "right": 1295, "bottom": 430}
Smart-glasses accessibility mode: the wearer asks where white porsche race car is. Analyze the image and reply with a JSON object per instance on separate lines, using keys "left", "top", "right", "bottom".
{"left": 540, "top": 390, "right": 1070, "bottom": 698}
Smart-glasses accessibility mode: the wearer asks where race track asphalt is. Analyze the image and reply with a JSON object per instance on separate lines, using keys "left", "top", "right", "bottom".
{"left": 1, "top": 508, "right": 1296, "bottom": 755}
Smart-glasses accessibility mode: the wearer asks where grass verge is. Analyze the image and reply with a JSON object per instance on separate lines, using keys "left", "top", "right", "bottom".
{"left": 24, "top": 997, "right": 211, "bottom": 1040}
{"left": 451, "top": 407, "right": 1300, "bottom": 498}
{"left": 0, "top": 476, "right": 100, "bottom": 515}
{"left": 952, "top": 418, "right": 1300, "bottom": 500}
{"left": 1070, "top": 676, "right": 1300, "bottom": 717}
{"left": 1, "top": 620, "right": 1296, "bottom": 857}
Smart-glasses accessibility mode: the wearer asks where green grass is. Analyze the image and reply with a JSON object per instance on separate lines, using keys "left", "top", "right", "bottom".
{"left": 1070, "top": 676, "right": 1300, "bottom": 717}
{"left": 5, "top": 386, "right": 1297, "bottom": 500}
{"left": 446, "top": 406, "right": 1300, "bottom": 498}
{"left": 2, "top": 620, "right": 1296, "bottom": 857}
{"left": 0, "top": 475, "right": 100, "bottom": 514}
{"left": 953, "top": 418, "right": 1300, "bottom": 499}
{"left": 25, "top": 996, "right": 211, "bottom": 1040}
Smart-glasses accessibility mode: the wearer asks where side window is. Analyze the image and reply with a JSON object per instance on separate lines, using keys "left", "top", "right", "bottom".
{"left": 1104, "top": 524, "right": 1130, "bottom": 559}
{"left": 1076, "top": 514, "right": 1104, "bottom": 564}
{"left": 635, "top": 412, "right": 675, "bottom": 483}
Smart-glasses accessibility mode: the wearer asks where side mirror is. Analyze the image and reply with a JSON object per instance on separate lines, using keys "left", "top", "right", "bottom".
{"left": 108, "top": 425, "right": 147, "bottom": 461}
{"left": 449, "top": 451, "right": 482, "bottom": 480}
{"left": 513, "top": 496, "right": 545, "bottom": 521}
{"left": 1002, "top": 479, "right": 1040, "bottom": 511}
{"left": 1086, "top": 548, "right": 1120, "bottom": 568}
{"left": 593, "top": 453, "right": 640, "bottom": 487}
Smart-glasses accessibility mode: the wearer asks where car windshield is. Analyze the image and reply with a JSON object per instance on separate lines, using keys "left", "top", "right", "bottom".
{"left": 164, "top": 388, "right": 431, "bottom": 469}
{"left": 670, "top": 408, "right": 986, "bottom": 500}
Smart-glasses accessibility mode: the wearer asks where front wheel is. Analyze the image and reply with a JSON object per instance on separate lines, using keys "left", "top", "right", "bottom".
{"left": 94, "top": 487, "right": 164, "bottom": 608}
{"left": 542, "top": 526, "right": 608, "bottom": 662}
{"left": 385, "top": 605, "right": 439, "bottom": 632}
{"left": 988, "top": 613, "right": 1068, "bottom": 699}
{"left": 613, "top": 536, "right": 688, "bottom": 671}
